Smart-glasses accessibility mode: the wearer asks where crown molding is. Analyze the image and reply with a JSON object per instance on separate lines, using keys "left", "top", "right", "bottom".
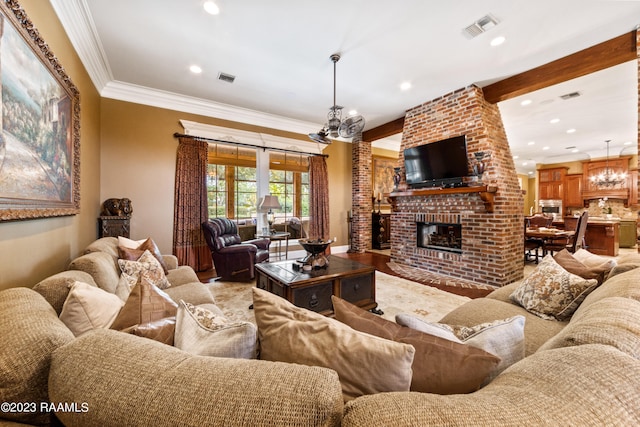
{"left": 103, "top": 81, "right": 322, "bottom": 136}
{"left": 50, "top": 0, "right": 112, "bottom": 91}
{"left": 49, "top": 0, "right": 324, "bottom": 137}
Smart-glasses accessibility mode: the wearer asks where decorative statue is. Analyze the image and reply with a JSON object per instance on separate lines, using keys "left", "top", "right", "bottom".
{"left": 101, "top": 198, "right": 133, "bottom": 217}
{"left": 393, "top": 167, "right": 402, "bottom": 191}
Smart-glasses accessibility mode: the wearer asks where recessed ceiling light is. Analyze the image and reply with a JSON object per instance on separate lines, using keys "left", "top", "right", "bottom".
{"left": 490, "top": 36, "right": 506, "bottom": 47}
{"left": 624, "top": 141, "right": 633, "bottom": 146}
{"left": 513, "top": 155, "right": 519, "bottom": 160}
{"left": 527, "top": 141, "right": 535, "bottom": 146}
{"left": 348, "top": 109, "right": 358, "bottom": 116}
{"left": 522, "top": 161, "right": 528, "bottom": 166}
{"left": 572, "top": 148, "right": 579, "bottom": 153}
{"left": 203, "top": 1, "right": 220, "bottom": 15}
{"left": 528, "top": 171, "right": 534, "bottom": 175}
{"left": 190, "top": 65, "right": 202, "bottom": 74}
{"left": 566, "top": 128, "right": 576, "bottom": 134}
{"left": 550, "top": 118, "right": 560, "bottom": 124}
{"left": 400, "top": 81, "right": 412, "bottom": 91}
{"left": 520, "top": 99, "right": 532, "bottom": 106}
{"left": 542, "top": 146, "right": 550, "bottom": 150}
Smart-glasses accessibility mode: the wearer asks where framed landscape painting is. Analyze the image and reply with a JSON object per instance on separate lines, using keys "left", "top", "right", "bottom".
{"left": 0, "top": 0, "right": 80, "bottom": 221}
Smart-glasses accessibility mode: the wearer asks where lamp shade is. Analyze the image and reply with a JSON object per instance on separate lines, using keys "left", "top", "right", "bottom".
{"left": 259, "top": 195, "right": 281, "bottom": 211}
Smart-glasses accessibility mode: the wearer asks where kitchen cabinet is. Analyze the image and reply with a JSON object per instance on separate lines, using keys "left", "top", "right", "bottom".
{"left": 581, "top": 158, "right": 631, "bottom": 203}
{"left": 538, "top": 167, "right": 566, "bottom": 200}
{"left": 564, "top": 174, "right": 583, "bottom": 207}
{"left": 620, "top": 220, "right": 637, "bottom": 248}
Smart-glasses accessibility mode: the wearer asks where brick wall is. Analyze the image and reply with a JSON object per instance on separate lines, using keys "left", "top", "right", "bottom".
{"left": 391, "top": 86, "right": 524, "bottom": 287}
{"left": 350, "top": 133, "right": 372, "bottom": 252}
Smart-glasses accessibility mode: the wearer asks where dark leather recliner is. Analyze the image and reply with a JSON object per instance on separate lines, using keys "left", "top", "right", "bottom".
{"left": 202, "top": 218, "right": 270, "bottom": 281}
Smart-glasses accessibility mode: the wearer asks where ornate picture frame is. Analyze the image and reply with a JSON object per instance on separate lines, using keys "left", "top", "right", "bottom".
{"left": 0, "top": 0, "right": 80, "bottom": 221}
{"left": 372, "top": 156, "right": 396, "bottom": 206}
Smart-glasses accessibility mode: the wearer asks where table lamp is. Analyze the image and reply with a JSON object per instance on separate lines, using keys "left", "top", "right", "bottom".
{"left": 259, "top": 195, "right": 281, "bottom": 234}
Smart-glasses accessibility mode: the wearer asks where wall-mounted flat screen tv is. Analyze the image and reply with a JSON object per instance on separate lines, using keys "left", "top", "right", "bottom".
{"left": 404, "top": 135, "right": 469, "bottom": 188}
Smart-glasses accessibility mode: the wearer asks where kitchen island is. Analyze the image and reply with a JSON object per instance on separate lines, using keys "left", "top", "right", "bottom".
{"left": 584, "top": 218, "right": 619, "bottom": 256}
{"left": 556, "top": 216, "right": 623, "bottom": 256}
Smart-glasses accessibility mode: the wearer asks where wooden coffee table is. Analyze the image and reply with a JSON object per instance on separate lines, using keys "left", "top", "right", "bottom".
{"left": 255, "top": 255, "right": 380, "bottom": 316}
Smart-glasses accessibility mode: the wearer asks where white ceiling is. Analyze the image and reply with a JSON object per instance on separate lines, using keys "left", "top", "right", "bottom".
{"left": 51, "top": 0, "right": 640, "bottom": 172}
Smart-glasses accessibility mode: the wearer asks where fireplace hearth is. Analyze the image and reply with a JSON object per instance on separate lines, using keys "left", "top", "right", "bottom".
{"left": 417, "top": 221, "right": 462, "bottom": 253}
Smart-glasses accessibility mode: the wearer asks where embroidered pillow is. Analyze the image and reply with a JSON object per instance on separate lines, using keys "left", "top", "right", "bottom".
{"left": 118, "top": 236, "right": 169, "bottom": 274}
{"left": 174, "top": 301, "right": 258, "bottom": 359}
{"left": 396, "top": 313, "right": 525, "bottom": 383}
{"left": 118, "top": 250, "right": 170, "bottom": 290}
{"left": 510, "top": 255, "right": 598, "bottom": 320}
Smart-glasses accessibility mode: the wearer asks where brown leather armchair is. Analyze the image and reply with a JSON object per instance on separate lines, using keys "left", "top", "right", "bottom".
{"left": 202, "top": 218, "right": 270, "bottom": 281}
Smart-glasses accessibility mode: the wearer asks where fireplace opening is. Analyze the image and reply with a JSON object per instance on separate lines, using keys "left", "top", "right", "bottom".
{"left": 417, "top": 222, "right": 462, "bottom": 253}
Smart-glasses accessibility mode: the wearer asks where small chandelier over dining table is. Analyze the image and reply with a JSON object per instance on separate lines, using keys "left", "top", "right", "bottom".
{"left": 589, "top": 140, "right": 626, "bottom": 188}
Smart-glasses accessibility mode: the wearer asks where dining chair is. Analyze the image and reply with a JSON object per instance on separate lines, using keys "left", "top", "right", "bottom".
{"left": 544, "top": 211, "right": 589, "bottom": 255}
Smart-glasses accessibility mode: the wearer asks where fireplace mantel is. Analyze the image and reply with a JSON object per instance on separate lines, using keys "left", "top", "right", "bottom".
{"left": 389, "top": 185, "right": 498, "bottom": 213}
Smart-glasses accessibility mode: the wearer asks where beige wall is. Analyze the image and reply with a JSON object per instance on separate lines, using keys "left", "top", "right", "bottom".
{"left": 0, "top": 1, "right": 101, "bottom": 291}
{"left": 100, "top": 99, "right": 354, "bottom": 254}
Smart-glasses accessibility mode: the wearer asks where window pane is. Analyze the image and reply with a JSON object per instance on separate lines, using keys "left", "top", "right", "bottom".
{"left": 207, "top": 164, "right": 226, "bottom": 218}
{"left": 235, "top": 166, "right": 257, "bottom": 219}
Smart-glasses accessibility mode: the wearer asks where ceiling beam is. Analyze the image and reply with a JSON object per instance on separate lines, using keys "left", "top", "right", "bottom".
{"left": 363, "top": 116, "right": 405, "bottom": 141}
{"left": 483, "top": 30, "right": 637, "bottom": 104}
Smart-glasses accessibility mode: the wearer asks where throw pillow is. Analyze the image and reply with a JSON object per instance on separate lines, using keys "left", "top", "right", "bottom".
{"left": 553, "top": 249, "right": 605, "bottom": 284}
{"left": 396, "top": 313, "right": 525, "bottom": 383}
{"left": 252, "top": 288, "right": 415, "bottom": 401}
{"left": 332, "top": 296, "right": 500, "bottom": 394}
{"left": 118, "top": 237, "right": 169, "bottom": 274}
{"left": 572, "top": 249, "right": 616, "bottom": 273}
{"left": 118, "top": 249, "right": 170, "bottom": 290}
{"left": 510, "top": 255, "right": 598, "bottom": 320}
{"left": 175, "top": 301, "right": 258, "bottom": 359}
{"left": 110, "top": 277, "right": 178, "bottom": 345}
{"left": 59, "top": 281, "right": 124, "bottom": 337}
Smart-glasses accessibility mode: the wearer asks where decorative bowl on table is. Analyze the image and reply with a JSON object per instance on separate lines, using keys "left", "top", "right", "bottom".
{"left": 298, "top": 239, "right": 332, "bottom": 268}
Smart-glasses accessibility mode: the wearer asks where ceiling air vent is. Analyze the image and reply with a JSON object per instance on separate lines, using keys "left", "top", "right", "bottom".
{"left": 463, "top": 14, "right": 499, "bottom": 39}
{"left": 560, "top": 91, "right": 581, "bottom": 100}
{"left": 218, "top": 72, "right": 236, "bottom": 83}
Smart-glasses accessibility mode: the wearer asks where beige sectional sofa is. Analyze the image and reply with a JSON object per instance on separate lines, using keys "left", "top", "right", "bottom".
{"left": 1, "top": 238, "right": 639, "bottom": 426}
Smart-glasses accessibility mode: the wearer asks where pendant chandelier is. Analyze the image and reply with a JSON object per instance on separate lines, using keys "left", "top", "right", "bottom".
{"left": 308, "top": 54, "right": 365, "bottom": 144}
{"left": 589, "top": 140, "right": 626, "bottom": 188}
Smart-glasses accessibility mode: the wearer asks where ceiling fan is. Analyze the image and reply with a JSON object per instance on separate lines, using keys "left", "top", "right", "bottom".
{"left": 309, "top": 54, "right": 365, "bottom": 144}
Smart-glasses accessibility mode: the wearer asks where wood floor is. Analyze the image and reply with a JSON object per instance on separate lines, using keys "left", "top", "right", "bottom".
{"left": 199, "top": 251, "right": 493, "bottom": 299}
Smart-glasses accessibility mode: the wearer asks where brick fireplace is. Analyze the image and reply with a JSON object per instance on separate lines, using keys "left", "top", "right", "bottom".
{"left": 390, "top": 86, "right": 524, "bottom": 287}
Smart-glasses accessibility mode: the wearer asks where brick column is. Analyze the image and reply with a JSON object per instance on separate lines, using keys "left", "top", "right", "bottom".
{"left": 351, "top": 133, "right": 372, "bottom": 252}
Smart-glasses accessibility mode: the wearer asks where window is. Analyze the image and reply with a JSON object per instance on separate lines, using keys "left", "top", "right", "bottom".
{"left": 269, "top": 152, "right": 309, "bottom": 222}
{"left": 206, "top": 144, "right": 309, "bottom": 222}
{"left": 206, "top": 144, "right": 256, "bottom": 219}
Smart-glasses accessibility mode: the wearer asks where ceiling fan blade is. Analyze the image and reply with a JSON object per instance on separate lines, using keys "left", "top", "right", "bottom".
{"left": 338, "top": 115, "right": 366, "bottom": 138}
{"left": 308, "top": 130, "right": 332, "bottom": 144}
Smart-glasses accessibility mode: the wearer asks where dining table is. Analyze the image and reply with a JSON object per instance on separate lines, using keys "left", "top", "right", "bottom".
{"left": 525, "top": 227, "right": 575, "bottom": 257}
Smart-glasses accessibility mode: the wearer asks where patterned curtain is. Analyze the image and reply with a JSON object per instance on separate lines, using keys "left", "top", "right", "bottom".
{"left": 308, "top": 155, "right": 330, "bottom": 241}
{"left": 173, "top": 137, "right": 213, "bottom": 271}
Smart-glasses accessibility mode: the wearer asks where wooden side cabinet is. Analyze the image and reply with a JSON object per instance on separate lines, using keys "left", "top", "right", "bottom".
{"left": 98, "top": 216, "right": 130, "bottom": 238}
{"left": 372, "top": 212, "right": 391, "bottom": 249}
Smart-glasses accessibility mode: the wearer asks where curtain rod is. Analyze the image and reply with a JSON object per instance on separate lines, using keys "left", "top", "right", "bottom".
{"left": 173, "top": 132, "right": 329, "bottom": 158}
